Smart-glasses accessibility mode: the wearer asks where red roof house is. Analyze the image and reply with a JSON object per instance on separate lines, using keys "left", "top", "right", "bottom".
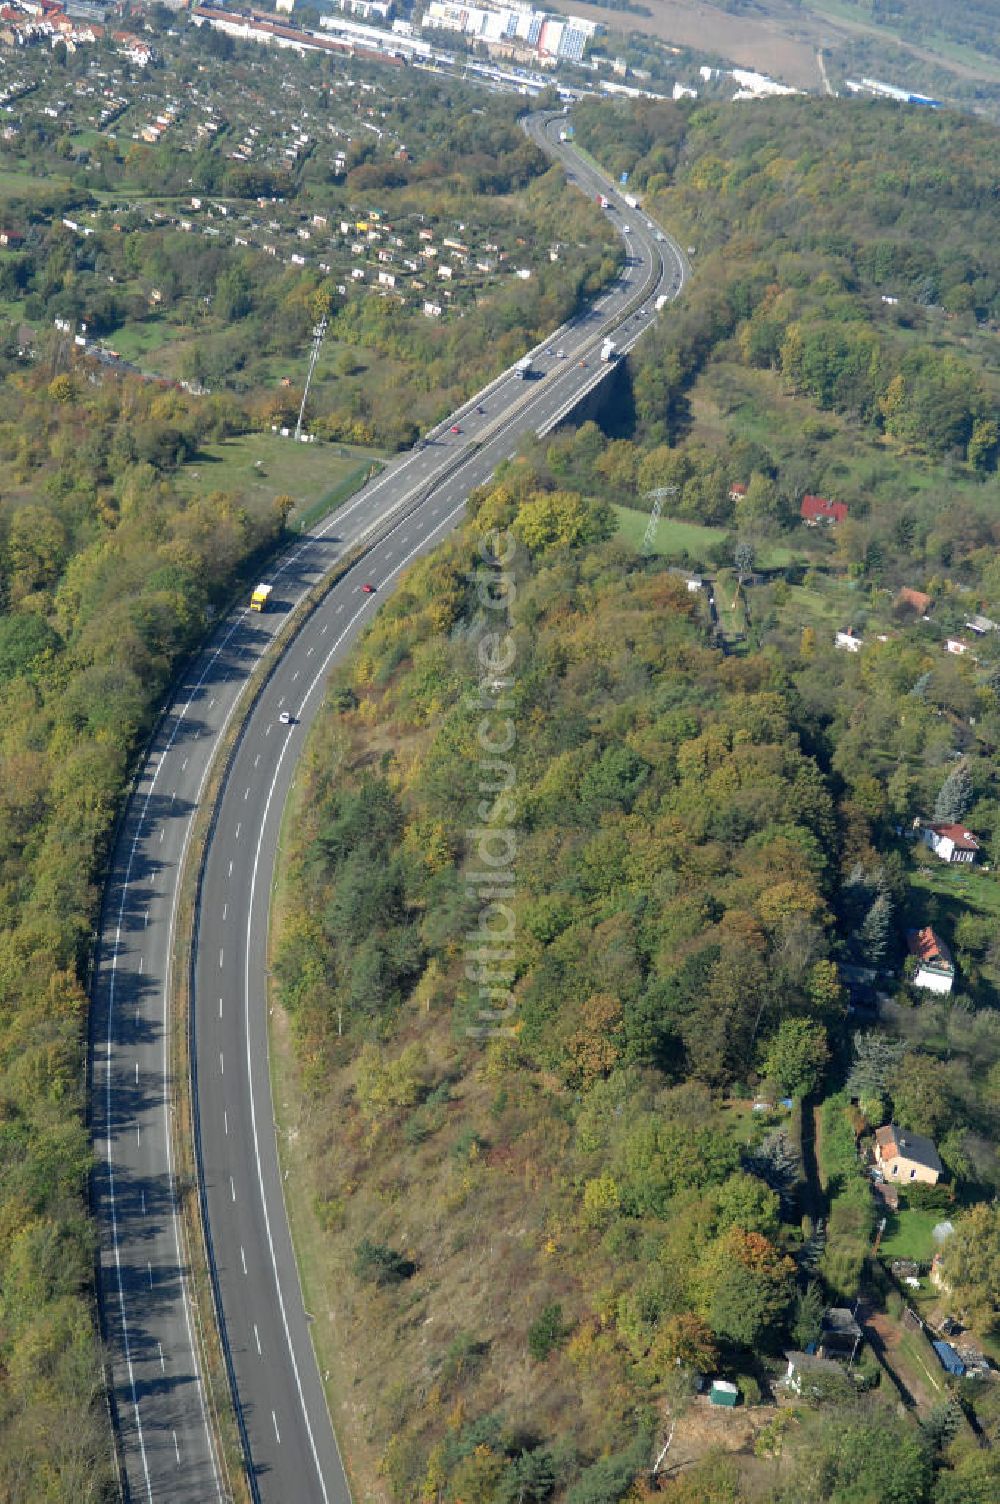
{"left": 800, "top": 495, "right": 848, "bottom": 525}
{"left": 923, "top": 823, "right": 980, "bottom": 864}
{"left": 906, "top": 926, "right": 955, "bottom": 994}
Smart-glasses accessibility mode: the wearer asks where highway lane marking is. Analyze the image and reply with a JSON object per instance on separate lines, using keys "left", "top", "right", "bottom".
{"left": 306, "top": 646, "right": 314, "bottom": 657}
{"left": 219, "top": 1052, "right": 224, "bottom": 1076}
{"left": 141, "top": 1190, "right": 146, "bottom": 1215}
{"left": 173, "top": 1431, "right": 181, "bottom": 1466}
{"left": 240, "top": 1245, "right": 247, "bottom": 1275}
{"left": 320, "top": 623, "right": 329, "bottom": 634}
{"left": 272, "top": 1411, "right": 281, "bottom": 1445}
{"left": 144, "top": 909, "right": 148, "bottom": 926}
{"left": 135, "top": 1062, "right": 139, "bottom": 1084}
{"left": 254, "top": 1323, "right": 262, "bottom": 1356}
{"left": 238, "top": 502, "right": 469, "bottom": 1504}
{"left": 219, "top": 997, "right": 223, "bottom": 1018}
{"left": 244, "top": 787, "right": 250, "bottom": 800}
{"left": 336, "top": 603, "right": 344, "bottom": 613}
{"left": 223, "top": 1110, "right": 228, "bottom": 1136}
{"left": 291, "top": 670, "right": 300, "bottom": 681}
{"left": 235, "top": 823, "right": 241, "bottom": 840}
{"left": 230, "top": 1176, "right": 236, "bottom": 1201}
{"left": 181, "top": 758, "right": 188, "bottom": 772}
{"left": 228, "top": 860, "right": 233, "bottom": 877}
{"left": 219, "top": 948, "right": 224, "bottom": 969}
{"left": 158, "top": 1341, "right": 165, "bottom": 1372}
{"left": 103, "top": 573, "right": 265, "bottom": 1504}
{"left": 254, "top": 753, "right": 261, "bottom": 766}
{"left": 138, "top": 956, "right": 143, "bottom": 975}
{"left": 147, "top": 1261, "right": 153, "bottom": 1289}
{"left": 223, "top": 903, "right": 228, "bottom": 920}
{"left": 137, "top": 1125, "right": 141, "bottom": 1147}
{"left": 159, "top": 828, "right": 164, "bottom": 843}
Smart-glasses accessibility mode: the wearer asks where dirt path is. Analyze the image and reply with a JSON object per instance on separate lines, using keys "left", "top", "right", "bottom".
{"left": 817, "top": 48, "right": 834, "bottom": 97}
{"left": 861, "top": 1302, "right": 943, "bottom": 1413}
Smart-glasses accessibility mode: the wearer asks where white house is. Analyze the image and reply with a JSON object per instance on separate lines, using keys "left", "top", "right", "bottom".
{"left": 907, "top": 926, "right": 955, "bottom": 995}
{"left": 944, "top": 638, "right": 973, "bottom": 656}
{"left": 835, "top": 629, "right": 863, "bottom": 652}
{"left": 923, "top": 823, "right": 980, "bottom": 865}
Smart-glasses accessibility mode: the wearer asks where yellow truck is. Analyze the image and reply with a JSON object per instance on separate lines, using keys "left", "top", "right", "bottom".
{"left": 250, "top": 583, "right": 272, "bottom": 611}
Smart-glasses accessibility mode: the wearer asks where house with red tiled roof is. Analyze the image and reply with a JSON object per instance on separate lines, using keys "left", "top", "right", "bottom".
{"left": 800, "top": 494, "right": 848, "bottom": 525}
{"left": 874, "top": 1125, "right": 942, "bottom": 1185}
{"left": 923, "top": 823, "right": 980, "bottom": 864}
{"left": 907, "top": 926, "right": 955, "bottom": 994}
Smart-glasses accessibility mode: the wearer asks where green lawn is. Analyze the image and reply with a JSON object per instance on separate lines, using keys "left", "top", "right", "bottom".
{"left": 0, "top": 164, "right": 69, "bottom": 195}
{"left": 613, "top": 505, "right": 727, "bottom": 561}
{"left": 908, "top": 851, "right": 1000, "bottom": 997}
{"left": 177, "top": 431, "right": 383, "bottom": 525}
{"left": 877, "top": 1206, "right": 944, "bottom": 1263}
{"left": 105, "top": 318, "right": 186, "bottom": 364}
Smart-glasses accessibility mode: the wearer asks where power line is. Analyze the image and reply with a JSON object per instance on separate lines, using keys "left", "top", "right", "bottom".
{"left": 640, "top": 485, "right": 678, "bottom": 557}
{"left": 294, "top": 314, "right": 327, "bottom": 442}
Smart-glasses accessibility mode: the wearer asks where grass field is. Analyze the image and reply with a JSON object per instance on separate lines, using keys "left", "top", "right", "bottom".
{"left": 178, "top": 431, "right": 382, "bottom": 524}
{"left": 614, "top": 505, "right": 799, "bottom": 571}
{"left": 613, "top": 504, "right": 726, "bottom": 561}
{"left": 105, "top": 318, "right": 187, "bottom": 364}
{"left": 0, "top": 163, "right": 69, "bottom": 196}
{"left": 878, "top": 1207, "right": 944, "bottom": 1263}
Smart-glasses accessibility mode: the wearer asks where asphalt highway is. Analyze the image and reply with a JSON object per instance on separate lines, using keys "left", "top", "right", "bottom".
{"left": 90, "top": 111, "right": 687, "bottom": 1503}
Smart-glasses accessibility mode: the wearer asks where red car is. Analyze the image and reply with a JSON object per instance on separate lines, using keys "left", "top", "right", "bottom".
{"left": 361, "top": 583, "right": 376, "bottom": 594}
{"left": 450, "top": 424, "right": 461, "bottom": 434}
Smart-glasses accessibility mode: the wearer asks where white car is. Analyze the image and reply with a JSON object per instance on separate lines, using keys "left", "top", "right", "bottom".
{"left": 278, "top": 711, "right": 292, "bottom": 725}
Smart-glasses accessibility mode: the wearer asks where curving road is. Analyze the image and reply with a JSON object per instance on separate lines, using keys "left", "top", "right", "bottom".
{"left": 91, "top": 111, "right": 686, "bottom": 1503}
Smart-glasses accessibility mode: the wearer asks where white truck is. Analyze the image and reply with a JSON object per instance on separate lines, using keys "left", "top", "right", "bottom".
{"left": 515, "top": 355, "right": 532, "bottom": 379}
{"left": 655, "top": 294, "right": 669, "bottom": 312}
{"left": 600, "top": 338, "right": 618, "bottom": 363}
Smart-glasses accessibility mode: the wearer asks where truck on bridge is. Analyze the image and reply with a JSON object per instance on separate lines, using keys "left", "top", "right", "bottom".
{"left": 601, "top": 338, "right": 618, "bottom": 363}
{"left": 515, "top": 355, "right": 532, "bottom": 379}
